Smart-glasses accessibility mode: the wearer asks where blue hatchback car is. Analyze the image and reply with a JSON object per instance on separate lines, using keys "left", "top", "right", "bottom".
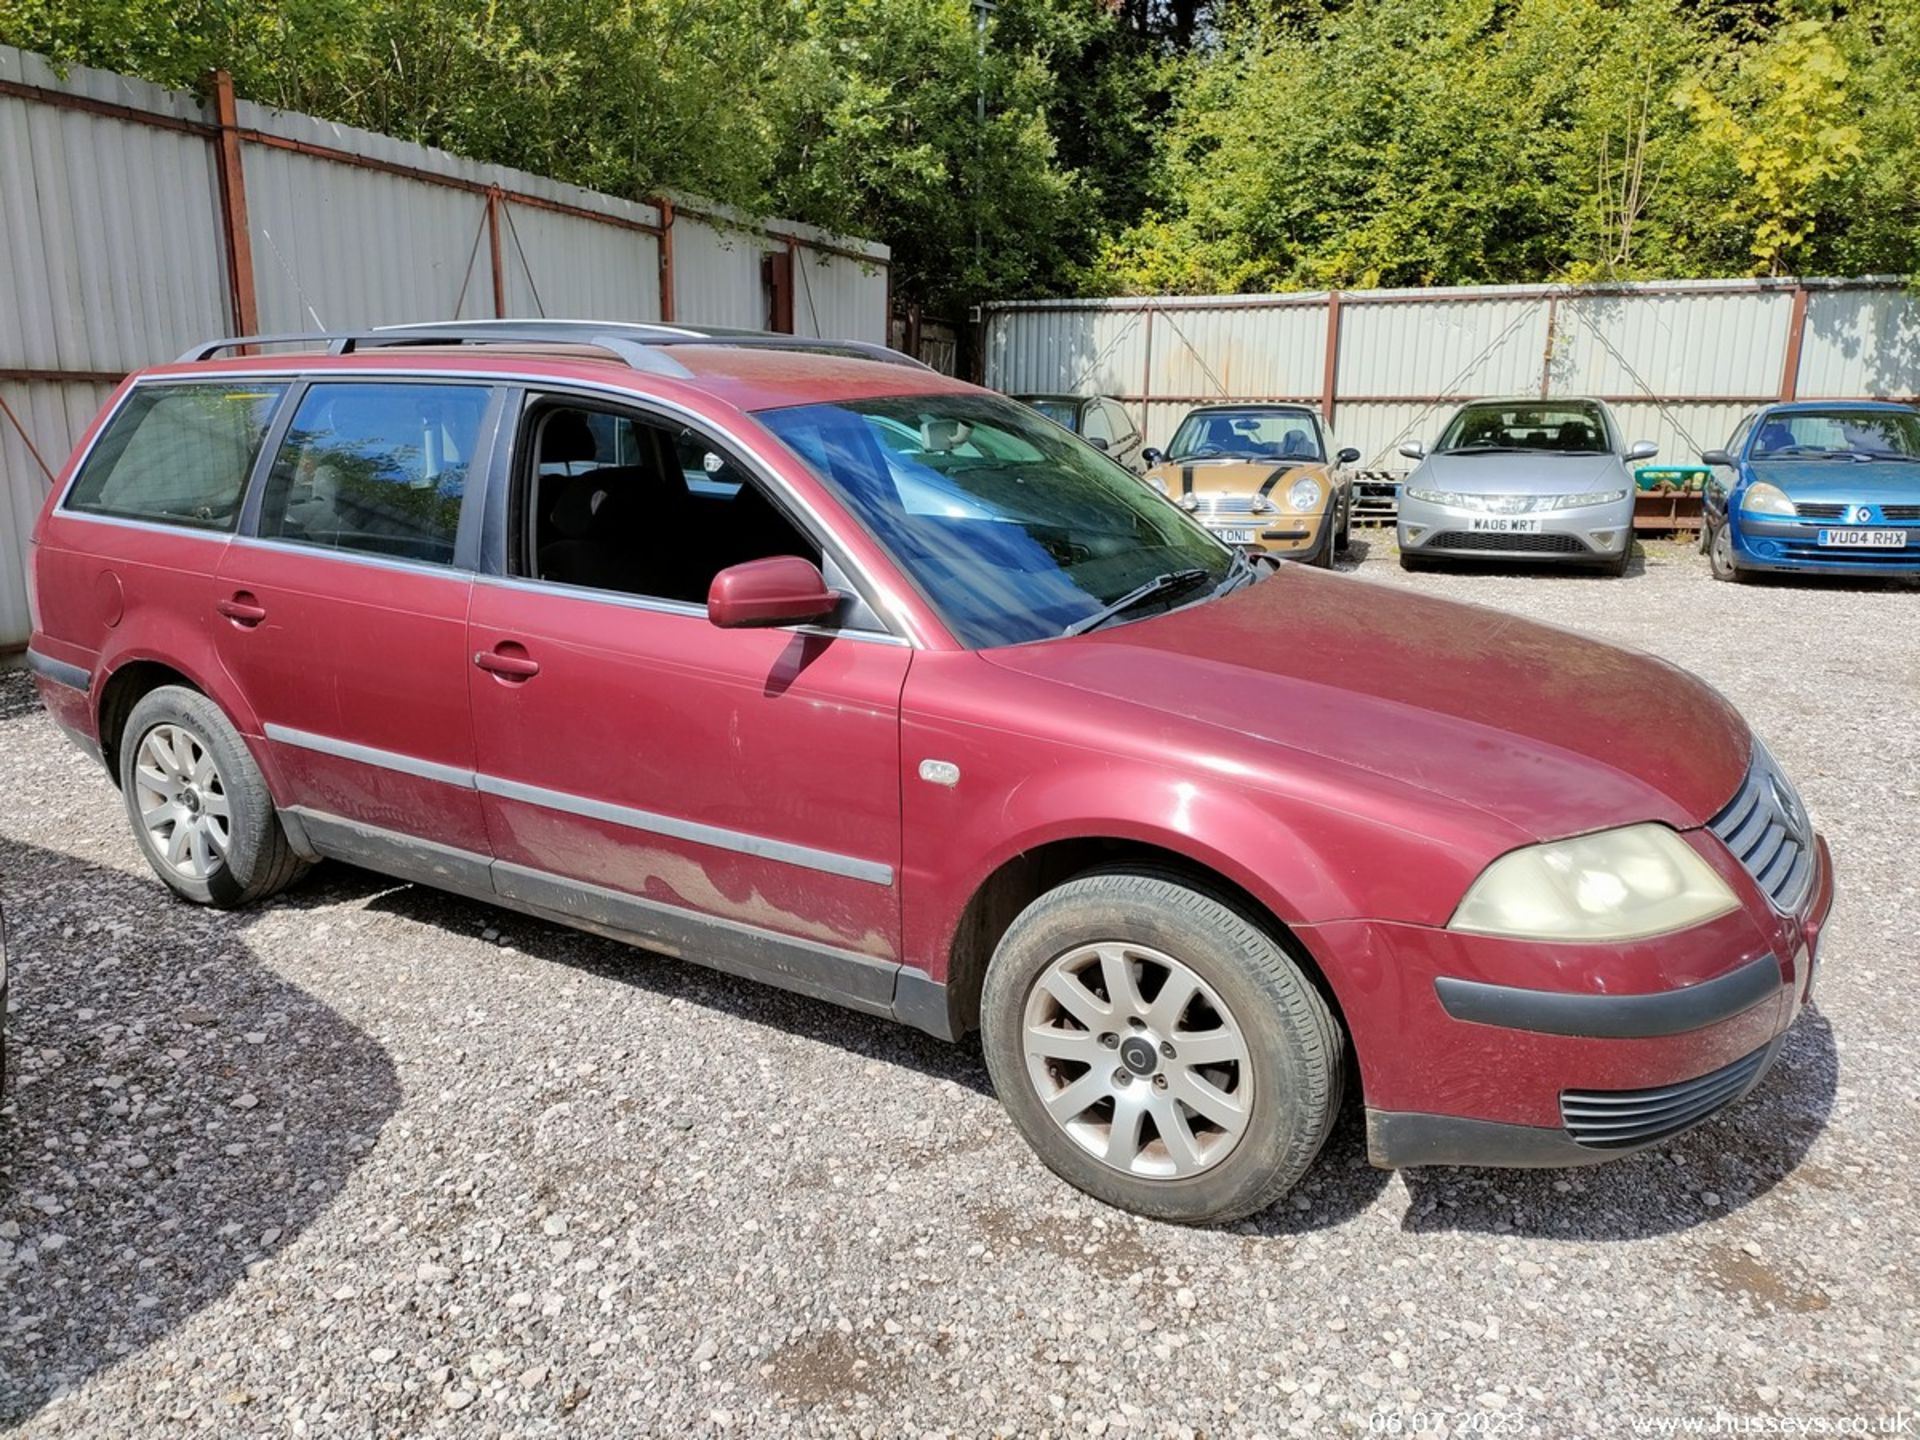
{"left": 1701, "top": 401, "right": 1920, "bottom": 581}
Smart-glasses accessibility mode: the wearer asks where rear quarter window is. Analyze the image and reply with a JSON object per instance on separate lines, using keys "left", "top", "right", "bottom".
{"left": 64, "top": 383, "right": 287, "bottom": 531}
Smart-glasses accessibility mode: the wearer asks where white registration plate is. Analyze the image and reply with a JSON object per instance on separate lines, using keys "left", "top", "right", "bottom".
{"left": 1817, "top": 528, "right": 1904, "bottom": 548}
{"left": 1468, "top": 516, "right": 1541, "bottom": 533}
{"left": 1213, "top": 527, "right": 1257, "bottom": 545}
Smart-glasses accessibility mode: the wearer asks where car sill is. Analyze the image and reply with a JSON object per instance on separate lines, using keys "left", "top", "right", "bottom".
{"left": 283, "top": 808, "right": 950, "bottom": 1036}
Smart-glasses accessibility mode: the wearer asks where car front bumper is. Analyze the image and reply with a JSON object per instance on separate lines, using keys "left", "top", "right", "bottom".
{"left": 1191, "top": 508, "right": 1332, "bottom": 563}
{"left": 1730, "top": 515, "right": 1920, "bottom": 575}
{"left": 1297, "top": 829, "right": 1833, "bottom": 1170}
{"left": 1398, "top": 494, "right": 1633, "bottom": 562}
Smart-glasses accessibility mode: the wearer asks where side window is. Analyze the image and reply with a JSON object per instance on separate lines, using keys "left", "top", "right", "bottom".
{"left": 1082, "top": 404, "right": 1116, "bottom": 446}
{"left": 520, "top": 400, "right": 818, "bottom": 606}
{"left": 256, "top": 382, "right": 491, "bottom": 565}
{"left": 64, "top": 383, "right": 286, "bottom": 531}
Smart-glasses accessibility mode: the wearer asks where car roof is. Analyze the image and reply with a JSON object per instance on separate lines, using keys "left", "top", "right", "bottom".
{"left": 1761, "top": 399, "right": 1916, "bottom": 413}
{"left": 139, "top": 334, "right": 976, "bottom": 413}
{"left": 1181, "top": 402, "right": 1318, "bottom": 416}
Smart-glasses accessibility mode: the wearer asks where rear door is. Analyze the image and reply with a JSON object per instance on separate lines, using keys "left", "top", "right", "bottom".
{"left": 214, "top": 378, "right": 504, "bottom": 877}
{"left": 464, "top": 392, "right": 912, "bottom": 1011}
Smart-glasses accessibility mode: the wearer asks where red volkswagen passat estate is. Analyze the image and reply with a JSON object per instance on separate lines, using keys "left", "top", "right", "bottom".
{"left": 25, "top": 324, "right": 1832, "bottom": 1223}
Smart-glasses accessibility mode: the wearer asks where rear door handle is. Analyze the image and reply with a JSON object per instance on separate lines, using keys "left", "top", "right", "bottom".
{"left": 217, "top": 592, "right": 267, "bottom": 626}
{"left": 474, "top": 647, "right": 540, "bottom": 680}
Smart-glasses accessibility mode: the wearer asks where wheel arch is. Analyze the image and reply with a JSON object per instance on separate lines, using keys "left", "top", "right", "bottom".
{"left": 936, "top": 833, "right": 1355, "bottom": 1090}
{"left": 96, "top": 649, "right": 263, "bottom": 789}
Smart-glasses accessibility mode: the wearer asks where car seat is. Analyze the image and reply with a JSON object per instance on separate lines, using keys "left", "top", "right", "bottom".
{"left": 1753, "top": 421, "right": 1797, "bottom": 457}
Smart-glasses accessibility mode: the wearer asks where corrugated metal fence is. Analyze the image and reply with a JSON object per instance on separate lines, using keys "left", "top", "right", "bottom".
{"left": 985, "top": 279, "right": 1920, "bottom": 477}
{"left": 0, "top": 45, "right": 889, "bottom": 650}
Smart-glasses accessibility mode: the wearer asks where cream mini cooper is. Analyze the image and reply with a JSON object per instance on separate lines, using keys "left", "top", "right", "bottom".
{"left": 1141, "top": 405, "right": 1358, "bottom": 566}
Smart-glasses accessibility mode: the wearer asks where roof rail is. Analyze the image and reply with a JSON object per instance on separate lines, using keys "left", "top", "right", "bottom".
{"left": 178, "top": 321, "right": 931, "bottom": 374}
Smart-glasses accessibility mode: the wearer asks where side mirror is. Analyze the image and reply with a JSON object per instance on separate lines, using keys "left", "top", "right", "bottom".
{"left": 1086, "top": 435, "right": 1110, "bottom": 452}
{"left": 1625, "top": 440, "right": 1659, "bottom": 461}
{"left": 1398, "top": 441, "right": 1427, "bottom": 461}
{"left": 1337, "top": 446, "right": 1361, "bottom": 465}
{"left": 1700, "top": 449, "right": 1733, "bottom": 467}
{"left": 1140, "top": 447, "right": 1165, "bottom": 468}
{"left": 708, "top": 556, "right": 838, "bottom": 629}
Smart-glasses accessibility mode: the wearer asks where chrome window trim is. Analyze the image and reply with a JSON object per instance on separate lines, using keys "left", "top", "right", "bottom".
{"left": 229, "top": 533, "right": 481, "bottom": 583}
{"left": 470, "top": 572, "right": 911, "bottom": 647}
{"left": 262, "top": 721, "right": 894, "bottom": 885}
{"left": 78, "top": 365, "right": 933, "bottom": 646}
{"left": 475, "top": 772, "right": 895, "bottom": 887}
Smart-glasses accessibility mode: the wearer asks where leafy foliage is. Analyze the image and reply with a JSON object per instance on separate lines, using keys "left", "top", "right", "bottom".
{"left": 1, "top": 0, "right": 1915, "bottom": 314}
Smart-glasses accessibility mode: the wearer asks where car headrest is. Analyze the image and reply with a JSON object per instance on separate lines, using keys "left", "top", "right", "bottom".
{"left": 541, "top": 412, "right": 599, "bottom": 466}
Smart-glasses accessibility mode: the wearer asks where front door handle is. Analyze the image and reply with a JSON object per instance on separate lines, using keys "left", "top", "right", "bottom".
{"left": 217, "top": 592, "right": 267, "bottom": 627}
{"left": 474, "top": 646, "right": 540, "bottom": 680}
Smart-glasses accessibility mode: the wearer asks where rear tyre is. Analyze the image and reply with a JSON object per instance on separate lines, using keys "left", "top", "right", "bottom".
{"left": 981, "top": 870, "right": 1344, "bottom": 1225}
{"left": 117, "top": 686, "right": 308, "bottom": 909}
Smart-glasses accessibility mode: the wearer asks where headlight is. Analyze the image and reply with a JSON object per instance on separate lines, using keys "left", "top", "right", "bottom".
{"left": 1742, "top": 482, "right": 1795, "bottom": 516}
{"left": 1405, "top": 487, "right": 1462, "bottom": 505}
{"left": 1552, "top": 489, "right": 1629, "bottom": 510}
{"left": 1177, "top": 493, "right": 1200, "bottom": 511}
{"left": 1450, "top": 823, "right": 1739, "bottom": 942}
{"left": 1286, "top": 477, "right": 1323, "bottom": 511}
{"left": 1145, "top": 475, "right": 1168, "bottom": 496}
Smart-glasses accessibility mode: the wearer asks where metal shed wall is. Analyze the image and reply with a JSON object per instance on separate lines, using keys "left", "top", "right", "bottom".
{"left": 985, "top": 279, "right": 1920, "bottom": 476}
{"left": 0, "top": 45, "right": 888, "bottom": 651}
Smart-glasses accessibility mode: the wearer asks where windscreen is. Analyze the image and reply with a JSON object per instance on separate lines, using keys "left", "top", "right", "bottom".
{"left": 757, "top": 393, "right": 1231, "bottom": 648}
{"left": 1167, "top": 409, "right": 1323, "bottom": 463}
{"left": 1437, "top": 403, "right": 1611, "bottom": 454}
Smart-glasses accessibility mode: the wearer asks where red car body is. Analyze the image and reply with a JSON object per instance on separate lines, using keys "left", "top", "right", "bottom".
{"left": 26, "top": 338, "right": 1832, "bottom": 1170}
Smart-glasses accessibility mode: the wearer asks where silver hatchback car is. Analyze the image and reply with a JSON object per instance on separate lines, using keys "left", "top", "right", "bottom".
{"left": 1396, "top": 398, "right": 1655, "bottom": 575}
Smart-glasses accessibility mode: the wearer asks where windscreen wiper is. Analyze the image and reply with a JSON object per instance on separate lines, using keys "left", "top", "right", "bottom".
{"left": 1063, "top": 568, "right": 1213, "bottom": 637}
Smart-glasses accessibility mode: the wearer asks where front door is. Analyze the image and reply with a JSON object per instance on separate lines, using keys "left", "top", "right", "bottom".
{"left": 465, "top": 395, "right": 911, "bottom": 1012}
{"left": 215, "top": 379, "right": 501, "bottom": 871}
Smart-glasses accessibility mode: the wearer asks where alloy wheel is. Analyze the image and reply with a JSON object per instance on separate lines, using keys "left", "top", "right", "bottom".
{"left": 1021, "top": 941, "right": 1253, "bottom": 1179}
{"left": 133, "top": 723, "right": 231, "bottom": 880}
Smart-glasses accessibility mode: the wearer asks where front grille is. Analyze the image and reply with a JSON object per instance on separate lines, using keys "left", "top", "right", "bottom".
{"left": 1709, "top": 747, "right": 1815, "bottom": 912}
{"left": 1425, "top": 530, "right": 1589, "bottom": 554}
{"left": 1191, "top": 494, "right": 1262, "bottom": 519}
{"left": 1883, "top": 504, "right": 1920, "bottom": 521}
{"left": 1793, "top": 501, "right": 1845, "bottom": 519}
{"left": 1561, "top": 1043, "right": 1775, "bottom": 1149}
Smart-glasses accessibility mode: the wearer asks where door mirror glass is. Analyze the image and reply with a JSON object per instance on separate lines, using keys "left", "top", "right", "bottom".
{"left": 1625, "top": 440, "right": 1659, "bottom": 461}
{"left": 1337, "top": 446, "right": 1361, "bottom": 465}
{"left": 1700, "top": 449, "right": 1734, "bottom": 467}
{"left": 1398, "top": 441, "right": 1426, "bottom": 461}
{"left": 708, "top": 556, "right": 838, "bottom": 629}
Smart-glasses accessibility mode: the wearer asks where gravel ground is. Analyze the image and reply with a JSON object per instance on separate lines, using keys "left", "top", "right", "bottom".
{"left": 2, "top": 535, "right": 1917, "bottom": 1438}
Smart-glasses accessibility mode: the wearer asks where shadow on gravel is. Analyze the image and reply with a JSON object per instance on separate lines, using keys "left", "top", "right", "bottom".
{"left": 328, "top": 863, "right": 995, "bottom": 1097}
{"left": 0, "top": 838, "right": 400, "bottom": 1425}
{"left": 1397, "top": 1006, "right": 1837, "bottom": 1242}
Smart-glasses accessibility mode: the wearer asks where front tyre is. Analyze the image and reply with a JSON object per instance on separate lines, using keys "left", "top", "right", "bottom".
{"left": 1708, "top": 518, "right": 1747, "bottom": 583}
{"left": 118, "top": 686, "right": 308, "bottom": 909}
{"left": 981, "top": 870, "right": 1344, "bottom": 1225}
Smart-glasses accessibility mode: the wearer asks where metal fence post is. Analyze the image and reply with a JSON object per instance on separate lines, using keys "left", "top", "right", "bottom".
{"left": 657, "top": 196, "right": 676, "bottom": 323}
{"left": 209, "top": 71, "right": 258, "bottom": 336}
{"left": 1780, "top": 284, "right": 1809, "bottom": 399}
{"left": 1321, "top": 291, "right": 1342, "bottom": 425}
